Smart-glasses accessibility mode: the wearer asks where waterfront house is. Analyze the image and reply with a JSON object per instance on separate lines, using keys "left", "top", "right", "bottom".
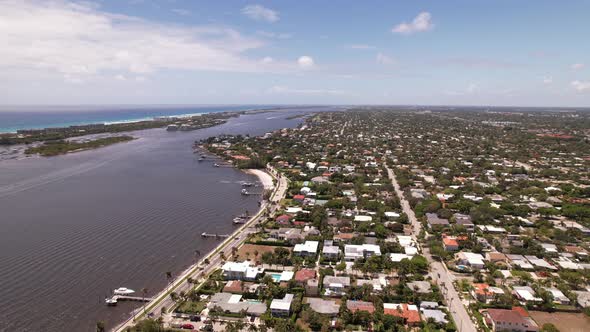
{"left": 208, "top": 292, "right": 267, "bottom": 316}
{"left": 221, "top": 261, "right": 264, "bottom": 281}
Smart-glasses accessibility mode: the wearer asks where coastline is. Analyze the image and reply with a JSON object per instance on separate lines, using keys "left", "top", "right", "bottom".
{"left": 112, "top": 166, "right": 280, "bottom": 332}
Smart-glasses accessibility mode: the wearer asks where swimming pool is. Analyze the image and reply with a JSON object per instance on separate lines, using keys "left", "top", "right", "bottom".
{"left": 269, "top": 273, "right": 282, "bottom": 282}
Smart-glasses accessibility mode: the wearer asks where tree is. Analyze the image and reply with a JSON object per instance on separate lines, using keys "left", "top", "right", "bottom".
{"left": 141, "top": 288, "right": 148, "bottom": 314}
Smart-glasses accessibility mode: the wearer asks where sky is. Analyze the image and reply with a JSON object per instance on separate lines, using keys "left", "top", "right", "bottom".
{"left": 0, "top": 0, "right": 589, "bottom": 107}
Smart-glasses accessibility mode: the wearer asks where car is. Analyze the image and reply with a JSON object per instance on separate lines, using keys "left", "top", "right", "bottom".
{"left": 180, "top": 323, "right": 194, "bottom": 330}
{"left": 189, "top": 315, "right": 201, "bottom": 322}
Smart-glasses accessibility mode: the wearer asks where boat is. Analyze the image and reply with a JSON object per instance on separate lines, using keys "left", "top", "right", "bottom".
{"left": 113, "top": 287, "right": 135, "bottom": 295}
{"left": 105, "top": 298, "right": 118, "bottom": 306}
{"left": 233, "top": 217, "right": 247, "bottom": 224}
{"left": 213, "top": 163, "right": 220, "bottom": 167}
{"left": 198, "top": 157, "right": 205, "bottom": 162}
{"left": 241, "top": 189, "right": 249, "bottom": 195}
{"left": 241, "top": 182, "right": 254, "bottom": 187}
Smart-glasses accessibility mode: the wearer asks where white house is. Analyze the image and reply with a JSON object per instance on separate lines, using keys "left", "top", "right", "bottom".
{"left": 270, "top": 293, "right": 294, "bottom": 317}
{"left": 222, "top": 261, "right": 265, "bottom": 281}
{"left": 344, "top": 244, "right": 381, "bottom": 261}
{"left": 293, "top": 241, "right": 319, "bottom": 257}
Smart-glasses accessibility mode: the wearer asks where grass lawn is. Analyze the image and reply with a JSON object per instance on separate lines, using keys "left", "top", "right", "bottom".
{"left": 235, "top": 243, "right": 292, "bottom": 262}
{"left": 176, "top": 300, "right": 206, "bottom": 314}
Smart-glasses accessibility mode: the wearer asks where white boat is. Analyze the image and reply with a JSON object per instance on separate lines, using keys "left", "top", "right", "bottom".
{"left": 241, "top": 189, "right": 249, "bottom": 195}
{"left": 113, "top": 287, "right": 135, "bottom": 295}
{"left": 105, "top": 298, "right": 118, "bottom": 306}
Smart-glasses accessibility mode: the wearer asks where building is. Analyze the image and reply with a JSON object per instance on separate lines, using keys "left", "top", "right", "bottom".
{"left": 383, "top": 303, "right": 421, "bottom": 326}
{"left": 221, "top": 261, "right": 264, "bottom": 281}
{"left": 270, "top": 294, "right": 294, "bottom": 317}
{"left": 346, "top": 300, "right": 375, "bottom": 313}
{"left": 322, "top": 241, "right": 341, "bottom": 260}
{"left": 323, "top": 276, "right": 350, "bottom": 296}
{"left": 208, "top": 292, "right": 267, "bottom": 316}
{"left": 306, "top": 298, "right": 339, "bottom": 316}
{"left": 442, "top": 236, "right": 459, "bottom": 251}
{"left": 294, "top": 269, "right": 316, "bottom": 285}
{"left": 481, "top": 307, "right": 539, "bottom": 332}
{"left": 512, "top": 286, "right": 542, "bottom": 304}
{"left": 426, "top": 213, "right": 450, "bottom": 229}
{"left": 305, "top": 278, "right": 319, "bottom": 296}
{"left": 344, "top": 244, "right": 381, "bottom": 261}
{"left": 455, "top": 252, "right": 485, "bottom": 269}
{"left": 293, "top": 240, "right": 319, "bottom": 257}
{"left": 472, "top": 283, "right": 505, "bottom": 303}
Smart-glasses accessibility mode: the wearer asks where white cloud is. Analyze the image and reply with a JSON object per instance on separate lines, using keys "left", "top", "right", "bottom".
{"left": 348, "top": 44, "right": 376, "bottom": 50}
{"left": 0, "top": 1, "right": 287, "bottom": 83}
{"left": 256, "top": 30, "right": 291, "bottom": 39}
{"left": 297, "top": 56, "right": 314, "bottom": 69}
{"left": 260, "top": 56, "right": 274, "bottom": 64}
{"left": 571, "top": 80, "right": 590, "bottom": 92}
{"left": 241, "top": 4, "right": 279, "bottom": 23}
{"left": 171, "top": 8, "right": 191, "bottom": 16}
{"left": 266, "top": 86, "right": 345, "bottom": 96}
{"left": 376, "top": 52, "right": 395, "bottom": 65}
{"left": 392, "top": 12, "right": 434, "bottom": 34}
{"left": 571, "top": 63, "right": 585, "bottom": 70}
{"left": 543, "top": 76, "right": 553, "bottom": 84}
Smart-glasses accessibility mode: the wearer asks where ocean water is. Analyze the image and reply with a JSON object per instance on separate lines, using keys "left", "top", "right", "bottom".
{"left": 0, "top": 107, "right": 329, "bottom": 331}
{"left": 0, "top": 105, "right": 280, "bottom": 133}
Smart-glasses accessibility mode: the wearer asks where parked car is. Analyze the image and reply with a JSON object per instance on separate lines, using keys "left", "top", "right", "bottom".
{"left": 180, "top": 323, "right": 194, "bottom": 330}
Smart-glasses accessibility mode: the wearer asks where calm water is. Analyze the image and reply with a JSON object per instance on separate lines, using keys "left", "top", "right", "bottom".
{"left": 0, "top": 108, "right": 324, "bottom": 331}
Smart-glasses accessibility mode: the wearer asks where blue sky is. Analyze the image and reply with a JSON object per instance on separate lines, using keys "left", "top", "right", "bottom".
{"left": 0, "top": 0, "right": 589, "bottom": 107}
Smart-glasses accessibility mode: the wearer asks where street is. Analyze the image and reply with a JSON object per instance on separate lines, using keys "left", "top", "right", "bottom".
{"left": 385, "top": 165, "right": 477, "bottom": 332}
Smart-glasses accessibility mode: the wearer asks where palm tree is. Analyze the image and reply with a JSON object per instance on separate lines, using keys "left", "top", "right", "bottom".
{"left": 220, "top": 251, "right": 226, "bottom": 261}
{"left": 165, "top": 271, "right": 173, "bottom": 289}
{"left": 141, "top": 287, "right": 148, "bottom": 314}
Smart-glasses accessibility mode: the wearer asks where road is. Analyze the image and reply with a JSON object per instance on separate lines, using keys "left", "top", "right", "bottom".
{"left": 114, "top": 166, "right": 288, "bottom": 332}
{"left": 385, "top": 165, "right": 477, "bottom": 332}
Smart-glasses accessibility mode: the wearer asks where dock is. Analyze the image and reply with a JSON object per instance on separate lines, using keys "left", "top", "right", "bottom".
{"left": 201, "top": 232, "right": 231, "bottom": 238}
{"left": 106, "top": 295, "right": 152, "bottom": 306}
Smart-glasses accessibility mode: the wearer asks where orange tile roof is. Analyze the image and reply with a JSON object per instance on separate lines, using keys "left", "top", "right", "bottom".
{"left": 383, "top": 304, "right": 420, "bottom": 324}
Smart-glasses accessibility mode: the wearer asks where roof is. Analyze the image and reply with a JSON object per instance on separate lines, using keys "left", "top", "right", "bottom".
{"left": 294, "top": 241, "right": 319, "bottom": 254}
{"left": 306, "top": 298, "right": 339, "bottom": 315}
{"left": 346, "top": 300, "right": 375, "bottom": 313}
{"left": 484, "top": 308, "right": 536, "bottom": 327}
{"left": 294, "top": 269, "right": 316, "bottom": 282}
{"left": 443, "top": 237, "right": 459, "bottom": 247}
{"left": 383, "top": 303, "right": 421, "bottom": 323}
{"left": 223, "top": 280, "right": 243, "bottom": 293}
{"left": 270, "top": 294, "right": 294, "bottom": 311}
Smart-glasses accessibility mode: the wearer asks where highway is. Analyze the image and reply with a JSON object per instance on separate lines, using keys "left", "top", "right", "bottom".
{"left": 385, "top": 165, "right": 477, "bottom": 332}
{"left": 114, "top": 166, "right": 288, "bottom": 331}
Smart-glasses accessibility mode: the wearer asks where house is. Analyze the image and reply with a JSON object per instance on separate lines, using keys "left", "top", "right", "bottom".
{"left": 293, "top": 194, "right": 306, "bottom": 203}
{"left": 305, "top": 278, "right": 319, "bottom": 296}
{"left": 221, "top": 261, "right": 264, "bottom": 281}
{"left": 472, "top": 283, "right": 505, "bottom": 303}
{"left": 270, "top": 294, "right": 294, "bottom": 317}
{"left": 455, "top": 252, "right": 485, "bottom": 269}
{"left": 442, "top": 236, "right": 459, "bottom": 251}
{"left": 306, "top": 298, "right": 339, "bottom": 316}
{"left": 354, "top": 215, "right": 373, "bottom": 222}
{"left": 293, "top": 241, "right": 319, "bottom": 257}
{"left": 275, "top": 214, "right": 292, "bottom": 225}
{"left": 223, "top": 280, "right": 244, "bottom": 294}
{"left": 485, "top": 252, "right": 508, "bottom": 265}
{"left": 383, "top": 303, "right": 421, "bottom": 326}
{"left": 481, "top": 307, "right": 539, "bottom": 332}
{"left": 323, "top": 276, "right": 350, "bottom": 296}
{"left": 322, "top": 241, "right": 340, "bottom": 260}
{"left": 512, "top": 286, "right": 542, "bottom": 303}
{"left": 346, "top": 300, "right": 375, "bottom": 314}
{"left": 208, "top": 292, "right": 267, "bottom": 316}
{"left": 294, "top": 269, "right": 316, "bottom": 285}
{"left": 426, "top": 213, "right": 450, "bottom": 229}
{"left": 420, "top": 308, "right": 448, "bottom": 325}
{"left": 344, "top": 244, "right": 381, "bottom": 261}
{"left": 506, "top": 254, "right": 535, "bottom": 270}
{"left": 525, "top": 255, "right": 557, "bottom": 271}
{"left": 454, "top": 213, "right": 475, "bottom": 231}
{"left": 546, "top": 287, "right": 570, "bottom": 305}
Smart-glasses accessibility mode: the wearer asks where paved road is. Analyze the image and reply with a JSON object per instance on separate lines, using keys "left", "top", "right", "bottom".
{"left": 386, "top": 165, "right": 477, "bottom": 332}
{"left": 114, "top": 167, "right": 288, "bottom": 331}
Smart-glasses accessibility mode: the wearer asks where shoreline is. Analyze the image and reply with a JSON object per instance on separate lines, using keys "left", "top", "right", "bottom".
{"left": 112, "top": 166, "right": 279, "bottom": 332}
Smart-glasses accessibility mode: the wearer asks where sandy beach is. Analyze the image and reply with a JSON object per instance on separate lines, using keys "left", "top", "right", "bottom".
{"left": 244, "top": 168, "right": 274, "bottom": 190}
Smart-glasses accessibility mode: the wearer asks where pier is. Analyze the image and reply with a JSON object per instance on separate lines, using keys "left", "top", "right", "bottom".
{"left": 106, "top": 295, "right": 152, "bottom": 306}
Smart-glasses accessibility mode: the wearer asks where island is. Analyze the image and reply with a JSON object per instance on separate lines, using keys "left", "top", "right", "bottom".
{"left": 25, "top": 135, "right": 134, "bottom": 156}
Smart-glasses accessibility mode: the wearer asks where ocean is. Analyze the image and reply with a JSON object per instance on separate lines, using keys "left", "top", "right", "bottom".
{"left": 0, "top": 105, "right": 281, "bottom": 133}
{"left": 0, "top": 107, "right": 328, "bottom": 331}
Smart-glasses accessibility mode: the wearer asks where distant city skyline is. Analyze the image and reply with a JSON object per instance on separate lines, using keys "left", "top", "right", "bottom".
{"left": 0, "top": 0, "right": 589, "bottom": 106}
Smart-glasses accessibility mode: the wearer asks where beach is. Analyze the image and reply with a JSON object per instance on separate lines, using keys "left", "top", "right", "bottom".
{"left": 243, "top": 168, "right": 274, "bottom": 190}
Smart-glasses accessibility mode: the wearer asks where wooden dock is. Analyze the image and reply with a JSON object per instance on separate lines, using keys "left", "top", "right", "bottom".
{"left": 106, "top": 295, "right": 152, "bottom": 306}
